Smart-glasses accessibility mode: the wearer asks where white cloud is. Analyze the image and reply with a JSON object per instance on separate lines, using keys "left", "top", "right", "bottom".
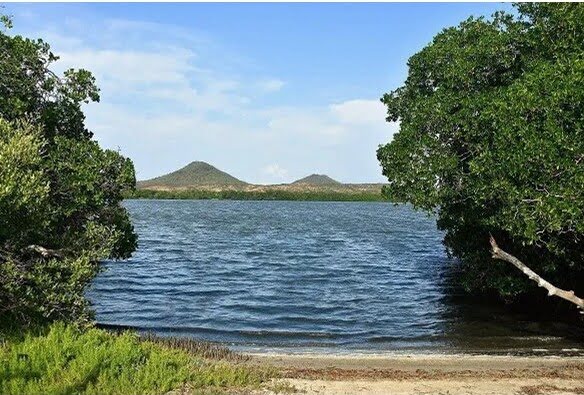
{"left": 265, "top": 108, "right": 345, "bottom": 139}
{"left": 263, "top": 99, "right": 392, "bottom": 141}
{"left": 47, "top": 32, "right": 250, "bottom": 115}
{"left": 58, "top": 48, "right": 195, "bottom": 86}
{"left": 329, "top": 99, "right": 387, "bottom": 124}
{"left": 262, "top": 163, "right": 288, "bottom": 179}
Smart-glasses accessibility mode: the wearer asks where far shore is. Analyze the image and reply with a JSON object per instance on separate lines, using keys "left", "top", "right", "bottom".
{"left": 128, "top": 184, "right": 389, "bottom": 202}
{"left": 247, "top": 353, "right": 584, "bottom": 395}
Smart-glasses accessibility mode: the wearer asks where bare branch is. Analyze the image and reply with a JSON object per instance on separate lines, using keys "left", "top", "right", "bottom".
{"left": 489, "top": 236, "right": 584, "bottom": 311}
{"left": 24, "top": 244, "right": 63, "bottom": 259}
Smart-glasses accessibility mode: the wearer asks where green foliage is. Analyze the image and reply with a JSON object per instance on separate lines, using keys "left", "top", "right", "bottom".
{"left": 0, "top": 120, "right": 48, "bottom": 243}
{"left": 0, "top": 254, "right": 100, "bottom": 325}
{"left": 130, "top": 187, "right": 388, "bottom": 202}
{"left": 0, "top": 17, "right": 137, "bottom": 325}
{"left": 377, "top": 4, "right": 584, "bottom": 300}
{"left": 0, "top": 323, "right": 273, "bottom": 395}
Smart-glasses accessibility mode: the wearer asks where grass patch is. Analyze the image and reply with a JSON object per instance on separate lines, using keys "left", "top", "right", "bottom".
{"left": 141, "top": 333, "right": 250, "bottom": 363}
{"left": 0, "top": 323, "right": 275, "bottom": 395}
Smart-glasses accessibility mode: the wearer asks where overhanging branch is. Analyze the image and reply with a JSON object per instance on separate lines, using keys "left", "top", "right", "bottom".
{"left": 489, "top": 236, "right": 584, "bottom": 312}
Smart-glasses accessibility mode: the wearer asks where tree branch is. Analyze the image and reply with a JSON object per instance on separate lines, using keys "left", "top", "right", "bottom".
{"left": 24, "top": 244, "right": 63, "bottom": 259}
{"left": 489, "top": 236, "right": 584, "bottom": 312}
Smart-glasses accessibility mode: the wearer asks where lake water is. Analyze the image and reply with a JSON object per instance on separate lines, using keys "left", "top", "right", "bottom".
{"left": 88, "top": 199, "right": 584, "bottom": 354}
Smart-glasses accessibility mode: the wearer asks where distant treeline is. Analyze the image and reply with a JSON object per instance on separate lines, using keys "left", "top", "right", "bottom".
{"left": 129, "top": 188, "right": 389, "bottom": 202}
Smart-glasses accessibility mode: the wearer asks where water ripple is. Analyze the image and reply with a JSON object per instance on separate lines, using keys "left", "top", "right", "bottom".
{"left": 87, "top": 200, "right": 584, "bottom": 354}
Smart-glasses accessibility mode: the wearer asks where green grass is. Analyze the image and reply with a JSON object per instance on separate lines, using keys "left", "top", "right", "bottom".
{"left": 128, "top": 188, "right": 388, "bottom": 202}
{"left": 0, "top": 323, "right": 275, "bottom": 395}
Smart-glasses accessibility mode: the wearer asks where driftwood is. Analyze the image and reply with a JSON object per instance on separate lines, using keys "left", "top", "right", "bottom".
{"left": 490, "top": 236, "right": 584, "bottom": 312}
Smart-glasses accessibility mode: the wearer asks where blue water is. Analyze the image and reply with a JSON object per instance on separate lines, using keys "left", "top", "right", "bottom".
{"left": 88, "top": 200, "right": 584, "bottom": 354}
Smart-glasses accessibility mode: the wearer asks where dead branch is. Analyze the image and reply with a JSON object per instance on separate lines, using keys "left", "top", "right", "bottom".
{"left": 24, "top": 245, "right": 63, "bottom": 259}
{"left": 489, "top": 236, "right": 584, "bottom": 312}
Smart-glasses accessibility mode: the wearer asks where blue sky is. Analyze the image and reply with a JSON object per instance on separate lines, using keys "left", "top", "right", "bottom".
{"left": 7, "top": 3, "right": 511, "bottom": 183}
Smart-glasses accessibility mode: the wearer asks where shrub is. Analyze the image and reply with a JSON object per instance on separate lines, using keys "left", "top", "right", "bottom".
{"left": 0, "top": 16, "right": 136, "bottom": 325}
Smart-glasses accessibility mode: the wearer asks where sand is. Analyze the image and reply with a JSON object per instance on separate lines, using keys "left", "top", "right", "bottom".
{"left": 249, "top": 353, "right": 584, "bottom": 395}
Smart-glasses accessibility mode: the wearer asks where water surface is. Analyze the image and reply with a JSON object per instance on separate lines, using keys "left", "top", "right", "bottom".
{"left": 88, "top": 200, "right": 584, "bottom": 354}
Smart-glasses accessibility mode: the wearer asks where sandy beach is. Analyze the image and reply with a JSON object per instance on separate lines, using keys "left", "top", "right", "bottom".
{"left": 249, "top": 353, "right": 584, "bottom": 394}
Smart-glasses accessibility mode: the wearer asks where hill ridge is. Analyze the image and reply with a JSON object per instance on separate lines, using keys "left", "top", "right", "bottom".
{"left": 292, "top": 174, "right": 341, "bottom": 185}
{"left": 138, "top": 161, "right": 246, "bottom": 188}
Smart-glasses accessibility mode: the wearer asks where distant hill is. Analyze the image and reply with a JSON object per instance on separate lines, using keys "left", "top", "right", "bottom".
{"left": 292, "top": 174, "right": 341, "bottom": 185}
{"left": 138, "top": 161, "right": 246, "bottom": 188}
{"left": 132, "top": 163, "right": 387, "bottom": 201}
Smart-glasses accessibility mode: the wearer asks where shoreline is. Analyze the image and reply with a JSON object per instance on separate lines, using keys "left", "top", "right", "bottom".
{"left": 236, "top": 346, "right": 584, "bottom": 357}
{"left": 249, "top": 351, "right": 584, "bottom": 370}
{"left": 249, "top": 352, "right": 584, "bottom": 394}
{"left": 127, "top": 185, "right": 388, "bottom": 202}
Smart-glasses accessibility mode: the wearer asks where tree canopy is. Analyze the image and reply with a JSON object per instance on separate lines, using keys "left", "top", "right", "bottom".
{"left": 377, "top": 3, "right": 584, "bottom": 302}
{"left": 0, "top": 16, "right": 137, "bottom": 326}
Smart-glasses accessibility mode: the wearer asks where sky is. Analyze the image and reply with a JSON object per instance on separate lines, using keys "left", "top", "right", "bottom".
{"left": 6, "top": 2, "right": 511, "bottom": 184}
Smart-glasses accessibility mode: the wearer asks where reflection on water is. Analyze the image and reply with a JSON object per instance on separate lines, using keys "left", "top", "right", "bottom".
{"left": 87, "top": 200, "right": 584, "bottom": 354}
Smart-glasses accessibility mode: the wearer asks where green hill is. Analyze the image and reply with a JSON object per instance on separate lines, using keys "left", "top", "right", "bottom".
{"left": 138, "top": 161, "right": 246, "bottom": 188}
{"left": 291, "top": 174, "right": 341, "bottom": 185}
